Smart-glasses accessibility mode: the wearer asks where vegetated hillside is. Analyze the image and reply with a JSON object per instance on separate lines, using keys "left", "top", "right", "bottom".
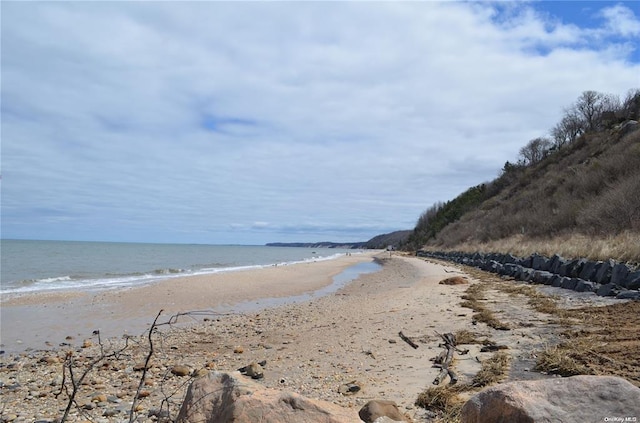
{"left": 406, "top": 89, "right": 640, "bottom": 262}
{"left": 364, "top": 230, "right": 412, "bottom": 249}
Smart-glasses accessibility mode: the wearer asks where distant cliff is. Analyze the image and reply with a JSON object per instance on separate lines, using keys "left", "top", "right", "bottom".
{"left": 266, "top": 241, "right": 367, "bottom": 249}
{"left": 266, "top": 230, "right": 412, "bottom": 250}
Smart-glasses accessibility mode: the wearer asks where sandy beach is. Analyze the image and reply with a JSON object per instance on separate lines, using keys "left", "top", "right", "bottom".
{"left": 0, "top": 252, "right": 484, "bottom": 421}
{"left": 3, "top": 252, "right": 633, "bottom": 422}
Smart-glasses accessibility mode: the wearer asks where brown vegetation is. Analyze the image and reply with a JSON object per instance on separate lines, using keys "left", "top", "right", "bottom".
{"left": 536, "top": 301, "right": 640, "bottom": 387}
{"left": 459, "top": 283, "right": 511, "bottom": 331}
{"left": 407, "top": 89, "right": 640, "bottom": 262}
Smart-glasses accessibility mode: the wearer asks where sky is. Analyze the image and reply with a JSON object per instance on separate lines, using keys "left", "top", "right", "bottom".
{"left": 1, "top": 1, "right": 639, "bottom": 245}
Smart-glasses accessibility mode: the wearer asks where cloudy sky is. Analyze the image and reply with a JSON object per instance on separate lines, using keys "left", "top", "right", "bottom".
{"left": 2, "top": 1, "right": 639, "bottom": 245}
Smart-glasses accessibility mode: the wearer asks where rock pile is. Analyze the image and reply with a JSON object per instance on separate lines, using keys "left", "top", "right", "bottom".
{"left": 418, "top": 251, "right": 640, "bottom": 299}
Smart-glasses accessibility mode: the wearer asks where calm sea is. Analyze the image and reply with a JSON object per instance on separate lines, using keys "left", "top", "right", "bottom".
{"left": 0, "top": 239, "right": 358, "bottom": 295}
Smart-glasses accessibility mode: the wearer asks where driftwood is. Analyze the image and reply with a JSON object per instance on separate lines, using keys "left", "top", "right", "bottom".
{"left": 398, "top": 331, "right": 419, "bottom": 349}
{"left": 432, "top": 332, "right": 458, "bottom": 385}
{"left": 480, "top": 345, "right": 509, "bottom": 352}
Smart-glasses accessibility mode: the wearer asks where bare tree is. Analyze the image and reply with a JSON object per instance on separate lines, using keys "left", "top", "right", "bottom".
{"left": 551, "top": 110, "right": 584, "bottom": 147}
{"left": 518, "top": 137, "right": 552, "bottom": 165}
{"left": 575, "top": 90, "right": 604, "bottom": 131}
{"left": 621, "top": 88, "right": 640, "bottom": 120}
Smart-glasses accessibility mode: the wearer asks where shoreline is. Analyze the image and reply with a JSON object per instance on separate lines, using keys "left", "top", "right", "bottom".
{"left": 0, "top": 251, "right": 381, "bottom": 353}
{"left": 0, "top": 253, "right": 478, "bottom": 422}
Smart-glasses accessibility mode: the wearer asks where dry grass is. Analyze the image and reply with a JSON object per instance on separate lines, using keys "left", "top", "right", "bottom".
{"left": 429, "top": 231, "right": 640, "bottom": 264}
{"left": 535, "top": 301, "right": 640, "bottom": 386}
{"left": 460, "top": 283, "right": 511, "bottom": 331}
{"left": 491, "top": 279, "right": 566, "bottom": 317}
{"left": 415, "top": 351, "right": 511, "bottom": 422}
{"left": 454, "top": 329, "right": 482, "bottom": 345}
{"left": 534, "top": 343, "right": 592, "bottom": 377}
{"left": 415, "top": 384, "right": 467, "bottom": 421}
{"left": 472, "top": 351, "right": 511, "bottom": 387}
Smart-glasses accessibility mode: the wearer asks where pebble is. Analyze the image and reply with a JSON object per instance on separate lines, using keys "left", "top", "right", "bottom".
{"left": 92, "top": 393, "right": 108, "bottom": 403}
{"left": 170, "top": 365, "right": 191, "bottom": 377}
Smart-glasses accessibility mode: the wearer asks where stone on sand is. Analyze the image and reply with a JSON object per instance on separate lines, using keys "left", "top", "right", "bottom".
{"left": 359, "top": 400, "right": 408, "bottom": 422}
{"left": 176, "top": 371, "right": 360, "bottom": 423}
{"left": 460, "top": 375, "right": 640, "bottom": 423}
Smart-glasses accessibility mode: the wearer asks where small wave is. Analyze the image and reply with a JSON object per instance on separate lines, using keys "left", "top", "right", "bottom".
{"left": 1, "top": 251, "right": 358, "bottom": 295}
{"left": 39, "top": 275, "right": 73, "bottom": 283}
{"left": 153, "top": 268, "right": 185, "bottom": 275}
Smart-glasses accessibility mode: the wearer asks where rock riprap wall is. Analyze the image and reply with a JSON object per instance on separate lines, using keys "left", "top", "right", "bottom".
{"left": 416, "top": 251, "right": 640, "bottom": 300}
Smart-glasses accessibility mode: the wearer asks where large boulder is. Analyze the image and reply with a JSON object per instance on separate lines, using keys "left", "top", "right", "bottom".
{"left": 460, "top": 375, "right": 640, "bottom": 423}
{"left": 176, "top": 371, "right": 361, "bottom": 423}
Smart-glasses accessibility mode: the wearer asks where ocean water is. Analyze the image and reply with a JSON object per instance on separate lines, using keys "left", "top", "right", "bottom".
{"left": 0, "top": 239, "right": 358, "bottom": 295}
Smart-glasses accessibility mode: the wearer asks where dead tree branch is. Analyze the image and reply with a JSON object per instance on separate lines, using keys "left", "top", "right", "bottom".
{"left": 399, "top": 331, "right": 419, "bottom": 349}
{"left": 129, "top": 309, "right": 164, "bottom": 423}
{"left": 432, "top": 332, "right": 458, "bottom": 385}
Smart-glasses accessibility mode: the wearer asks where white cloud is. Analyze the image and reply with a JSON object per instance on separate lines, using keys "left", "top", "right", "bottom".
{"left": 600, "top": 4, "right": 640, "bottom": 37}
{"left": 2, "top": 1, "right": 639, "bottom": 243}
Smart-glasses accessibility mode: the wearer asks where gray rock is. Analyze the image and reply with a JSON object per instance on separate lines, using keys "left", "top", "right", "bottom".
{"left": 597, "top": 283, "right": 621, "bottom": 297}
{"left": 531, "top": 254, "right": 548, "bottom": 271}
{"left": 568, "top": 258, "right": 587, "bottom": 278}
{"left": 618, "top": 119, "right": 639, "bottom": 136}
{"left": 532, "top": 271, "right": 553, "bottom": 284}
{"left": 561, "top": 278, "right": 579, "bottom": 290}
{"left": 460, "top": 375, "right": 640, "bottom": 423}
{"left": 594, "top": 259, "right": 615, "bottom": 284}
{"left": 611, "top": 264, "right": 630, "bottom": 286}
{"left": 575, "top": 280, "right": 597, "bottom": 293}
{"left": 625, "top": 270, "right": 640, "bottom": 290}
{"left": 579, "top": 260, "right": 598, "bottom": 281}
{"left": 616, "top": 290, "right": 640, "bottom": 300}
{"left": 549, "top": 254, "right": 565, "bottom": 274}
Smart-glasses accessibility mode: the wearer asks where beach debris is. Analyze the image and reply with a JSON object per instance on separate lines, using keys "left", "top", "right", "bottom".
{"left": 432, "top": 332, "right": 458, "bottom": 385}
{"left": 480, "top": 345, "right": 509, "bottom": 352}
{"left": 358, "top": 399, "right": 409, "bottom": 423}
{"left": 171, "top": 365, "right": 191, "bottom": 377}
{"left": 362, "top": 348, "right": 376, "bottom": 359}
{"left": 398, "top": 331, "right": 419, "bottom": 349}
{"left": 82, "top": 339, "right": 93, "bottom": 348}
{"left": 238, "top": 362, "right": 264, "bottom": 379}
{"left": 439, "top": 276, "right": 468, "bottom": 285}
{"left": 338, "top": 381, "right": 361, "bottom": 395}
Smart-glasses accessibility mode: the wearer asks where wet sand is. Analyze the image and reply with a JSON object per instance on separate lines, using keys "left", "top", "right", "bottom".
{"left": 0, "top": 252, "right": 379, "bottom": 352}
